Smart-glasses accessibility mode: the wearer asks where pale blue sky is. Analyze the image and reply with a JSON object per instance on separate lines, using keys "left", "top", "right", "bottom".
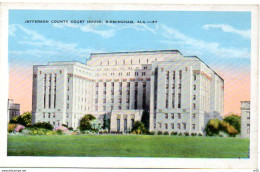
{"left": 9, "top": 10, "right": 251, "bottom": 71}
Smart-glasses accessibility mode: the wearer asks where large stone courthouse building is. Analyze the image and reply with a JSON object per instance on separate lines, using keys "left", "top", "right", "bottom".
{"left": 32, "top": 50, "right": 224, "bottom": 134}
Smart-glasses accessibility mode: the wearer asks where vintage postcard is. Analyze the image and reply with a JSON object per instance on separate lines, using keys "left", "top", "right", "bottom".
{"left": 0, "top": 2, "right": 258, "bottom": 170}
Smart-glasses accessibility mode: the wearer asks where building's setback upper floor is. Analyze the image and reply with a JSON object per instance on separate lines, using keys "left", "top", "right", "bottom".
{"left": 87, "top": 50, "right": 184, "bottom": 66}
{"left": 33, "top": 50, "right": 223, "bottom": 83}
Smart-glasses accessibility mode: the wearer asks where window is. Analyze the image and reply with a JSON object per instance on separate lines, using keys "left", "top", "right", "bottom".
{"left": 67, "top": 103, "right": 69, "bottom": 109}
{"left": 193, "top": 95, "right": 196, "bottom": 100}
{"left": 193, "top": 85, "right": 196, "bottom": 90}
{"left": 118, "top": 106, "right": 121, "bottom": 110}
{"left": 48, "top": 113, "right": 51, "bottom": 118}
{"left": 178, "top": 93, "right": 181, "bottom": 108}
{"left": 183, "top": 123, "right": 186, "bottom": 130}
{"left": 131, "top": 119, "right": 134, "bottom": 128}
{"left": 177, "top": 123, "right": 181, "bottom": 130}
{"left": 103, "top": 106, "right": 106, "bottom": 111}
{"left": 142, "top": 72, "right": 146, "bottom": 76}
{"left": 165, "top": 113, "right": 168, "bottom": 119}
{"left": 127, "top": 82, "right": 130, "bottom": 87}
{"left": 192, "top": 114, "right": 196, "bottom": 119}
{"left": 193, "top": 103, "right": 196, "bottom": 109}
{"left": 53, "top": 113, "right": 55, "bottom": 118}
{"left": 178, "top": 113, "right": 181, "bottom": 119}
{"left": 247, "top": 124, "right": 250, "bottom": 134}
{"left": 53, "top": 121, "right": 55, "bottom": 125}
{"left": 159, "top": 123, "right": 162, "bottom": 129}
{"left": 43, "top": 113, "right": 45, "bottom": 118}
{"left": 179, "top": 70, "right": 182, "bottom": 80}
{"left": 178, "top": 84, "right": 181, "bottom": 89}
{"left": 165, "top": 123, "right": 168, "bottom": 129}
{"left": 124, "top": 119, "right": 127, "bottom": 132}
{"left": 171, "top": 113, "right": 174, "bottom": 119}
{"left": 192, "top": 124, "right": 195, "bottom": 130}
{"left": 247, "top": 112, "right": 250, "bottom": 119}
{"left": 171, "top": 123, "right": 174, "bottom": 129}
{"left": 135, "top": 72, "right": 138, "bottom": 76}
{"left": 194, "top": 74, "right": 196, "bottom": 81}
{"left": 67, "top": 96, "right": 69, "bottom": 100}
{"left": 117, "top": 119, "right": 120, "bottom": 132}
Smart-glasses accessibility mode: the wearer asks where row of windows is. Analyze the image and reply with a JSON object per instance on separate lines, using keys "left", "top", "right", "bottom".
{"left": 95, "top": 71, "right": 147, "bottom": 77}
{"left": 98, "top": 59, "right": 155, "bottom": 66}
{"left": 164, "top": 113, "right": 197, "bottom": 119}
{"left": 159, "top": 123, "right": 196, "bottom": 130}
{"left": 43, "top": 112, "right": 56, "bottom": 118}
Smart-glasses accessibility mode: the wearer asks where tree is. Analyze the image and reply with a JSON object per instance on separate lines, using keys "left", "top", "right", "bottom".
{"left": 79, "top": 114, "right": 96, "bottom": 131}
{"left": 223, "top": 114, "right": 241, "bottom": 133}
{"left": 141, "top": 109, "right": 149, "bottom": 130}
{"left": 204, "top": 118, "right": 221, "bottom": 136}
{"left": 9, "top": 111, "right": 32, "bottom": 127}
{"left": 102, "top": 114, "right": 110, "bottom": 130}
{"left": 131, "top": 121, "right": 146, "bottom": 134}
{"left": 90, "top": 119, "right": 102, "bottom": 132}
{"left": 219, "top": 120, "right": 238, "bottom": 137}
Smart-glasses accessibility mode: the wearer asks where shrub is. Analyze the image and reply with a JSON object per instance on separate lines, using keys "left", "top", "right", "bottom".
{"left": 198, "top": 133, "right": 203, "bottom": 136}
{"left": 29, "top": 128, "right": 54, "bottom": 135}
{"left": 223, "top": 114, "right": 241, "bottom": 133}
{"left": 178, "top": 132, "right": 182, "bottom": 136}
{"left": 204, "top": 118, "right": 221, "bottom": 136}
{"left": 191, "top": 133, "right": 197, "bottom": 136}
{"left": 54, "top": 126, "right": 69, "bottom": 134}
{"left": 184, "top": 132, "right": 189, "bottom": 136}
{"left": 157, "top": 131, "right": 163, "bottom": 135}
{"left": 68, "top": 127, "right": 73, "bottom": 131}
{"left": 131, "top": 121, "right": 146, "bottom": 134}
{"left": 80, "top": 114, "right": 96, "bottom": 131}
{"left": 163, "top": 131, "right": 169, "bottom": 135}
{"left": 33, "top": 122, "right": 53, "bottom": 130}
{"left": 62, "top": 124, "right": 68, "bottom": 128}
{"left": 14, "top": 124, "right": 25, "bottom": 132}
{"left": 8, "top": 124, "right": 17, "bottom": 133}
{"left": 147, "top": 131, "right": 155, "bottom": 135}
{"left": 219, "top": 120, "right": 239, "bottom": 137}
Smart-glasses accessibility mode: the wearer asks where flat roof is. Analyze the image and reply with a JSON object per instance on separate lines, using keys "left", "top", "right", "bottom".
{"left": 90, "top": 49, "right": 183, "bottom": 56}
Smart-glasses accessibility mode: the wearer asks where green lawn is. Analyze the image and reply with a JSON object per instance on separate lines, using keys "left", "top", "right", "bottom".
{"left": 8, "top": 135, "right": 249, "bottom": 158}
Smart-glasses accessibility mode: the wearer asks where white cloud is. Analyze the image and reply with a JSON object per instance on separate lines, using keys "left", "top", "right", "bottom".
{"left": 9, "top": 24, "right": 102, "bottom": 60}
{"left": 52, "top": 22, "right": 158, "bottom": 38}
{"left": 160, "top": 24, "right": 250, "bottom": 59}
{"left": 203, "top": 24, "right": 251, "bottom": 39}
